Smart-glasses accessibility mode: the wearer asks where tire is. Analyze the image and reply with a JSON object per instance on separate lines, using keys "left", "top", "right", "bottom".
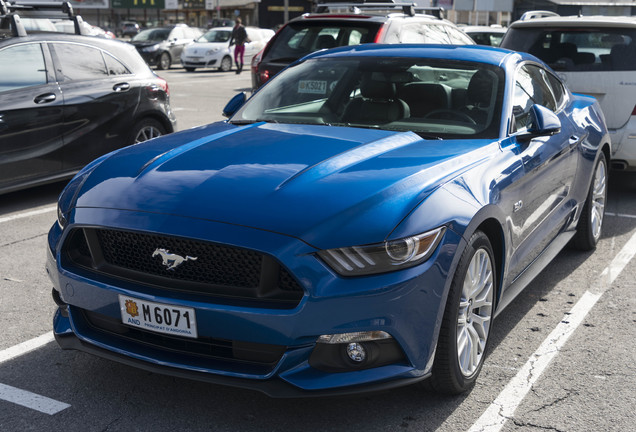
{"left": 185, "top": 67, "right": 196, "bottom": 72}
{"left": 573, "top": 152, "right": 607, "bottom": 251}
{"left": 128, "top": 118, "right": 166, "bottom": 146}
{"left": 219, "top": 56, "right": 232, "bottom": 72}
{"left": 157, "top": 52, "right": 171, "bottom": 70}
{"left": 428, "top": 231, "right": 495, "bottom": 394}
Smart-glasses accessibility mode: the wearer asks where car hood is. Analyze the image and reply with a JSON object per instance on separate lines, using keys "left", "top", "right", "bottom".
{"left": 129, "top": 40, "right": 164, "bottom": 48}
{"left": 184, "top": 42, "right": 229, "bottom": 53}
{"left": 74, "top": 122, "right": 493, "bottom": 249}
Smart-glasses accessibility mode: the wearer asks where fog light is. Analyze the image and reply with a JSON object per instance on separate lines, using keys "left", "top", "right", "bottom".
{"left": 346, "top": 343, "right": 366, "bottom": 362}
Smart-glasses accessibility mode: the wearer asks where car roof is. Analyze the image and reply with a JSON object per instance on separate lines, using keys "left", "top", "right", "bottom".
{"left": 462, "top": 25, "right": 506, "bottom": 33}
{"left": 302, "top": 43, "right": 518, "bottom": 67}
{"left": 510, "top": 15, "right": 636, "bottom": 29}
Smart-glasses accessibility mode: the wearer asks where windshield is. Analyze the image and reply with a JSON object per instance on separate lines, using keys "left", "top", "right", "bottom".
{"left": 263, "top": 22, "right": 381, "bottom": 63}
{"left": 232, "top": 57, "right": 504, "bottom": 139}
{"left": 132, "top": 28, "right": 171, "bottom": 42}
{"left": 198, "top": 30, "right": 231, "bottom": 43}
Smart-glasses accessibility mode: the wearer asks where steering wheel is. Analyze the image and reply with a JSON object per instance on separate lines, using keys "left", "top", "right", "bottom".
{"left": 424, "top": 109, "right": 476, "bottom": 124}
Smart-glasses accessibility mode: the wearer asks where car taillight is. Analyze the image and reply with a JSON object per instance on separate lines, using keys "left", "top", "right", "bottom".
{"left": 632, "top": 105, "right": 636, "bottom": 116}
{"left": 157, "top": 77, "right": 169, "bottom": 97}
{"left": 373, "top": 23, "right": 387, "bottom": 43}
{"left": 260, "top": 69, "right": 270, "bottom": 84}
{"left": 251, "top": 48, "right": 263, "bottom": 70}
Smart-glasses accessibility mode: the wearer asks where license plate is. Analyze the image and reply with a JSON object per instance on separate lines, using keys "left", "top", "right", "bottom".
{"left": 119, "top": 295, "right": 198, "bottom": 338}
{"left": 188, "top": 57, "right": 202, "bottom": 61}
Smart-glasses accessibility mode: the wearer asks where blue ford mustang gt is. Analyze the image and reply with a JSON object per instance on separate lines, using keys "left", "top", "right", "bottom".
{"left": 48, "top": 44, "right": 610, "bottom": 397}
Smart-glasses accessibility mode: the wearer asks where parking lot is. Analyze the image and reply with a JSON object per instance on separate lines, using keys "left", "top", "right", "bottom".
{"left": 1, "top": 68, "right": 635, "bottom": 431}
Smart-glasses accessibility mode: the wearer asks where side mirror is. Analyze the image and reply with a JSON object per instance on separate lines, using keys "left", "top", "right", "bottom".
{"left": 516, "top": 104, "right": 561, "bottom": 141}
{"left": 222, "top": 92, "right": 246, "bottom": 118}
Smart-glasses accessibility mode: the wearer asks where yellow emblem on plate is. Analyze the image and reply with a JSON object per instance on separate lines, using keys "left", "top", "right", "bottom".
{"left": 125, "top": 299, "right": 139, "bottom": 317}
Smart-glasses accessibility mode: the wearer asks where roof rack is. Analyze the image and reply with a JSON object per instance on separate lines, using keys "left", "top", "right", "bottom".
{"left": 518, "top": 10, "right": 559, "bottom": 21}
{"left": 0, "top": 0, "right": 90, "bottom": 37}
{"left": 316, "top": 2, "right": 412, "bottom": 17}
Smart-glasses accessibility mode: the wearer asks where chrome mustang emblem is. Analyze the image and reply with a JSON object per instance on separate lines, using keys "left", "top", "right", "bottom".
{"left": 152, "top": 248, "right": 198, "bottom": 270}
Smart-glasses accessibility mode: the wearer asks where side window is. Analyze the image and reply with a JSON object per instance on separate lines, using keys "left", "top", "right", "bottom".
{"left": 287, "top": 28, "right": 309, "bottom": 49}
{"left": 52, "top": 44, "right": 108, "bottom": 81}
{"left": 512, "top": 67, "right": 535, "bottom": 132}
{"left": 445, "top": 26, "right": 475, "bottom": 45}
{"left": 0, "top": 44, "right": 48, "bottom": 92}
{"left": 348, "top": 29, "right": 363, "bottom": 45}
{"left": 525, "top": 64, "right": 557, "bottom": 111}
{"left": 171, "top": 28, "right": 185, "bottom": 40}
{"left": 422, "top": 24, "right": 451, "bottom": 44}
{"left": 399, "top": 23, "right": 426, "bottom": 43}
{"left": 104, "top": 53, "right": 131, "bottom": 75}
{"left": 546, "top": 72, "right": 566, "bottom": 110}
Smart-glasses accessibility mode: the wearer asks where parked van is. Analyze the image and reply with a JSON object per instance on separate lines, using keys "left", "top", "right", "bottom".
{"left": 501, "top": 14, "right": 636, "bottom": 170}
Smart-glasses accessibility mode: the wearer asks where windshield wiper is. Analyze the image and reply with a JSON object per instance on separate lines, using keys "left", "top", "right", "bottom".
{"left": 230, "top": 118, "right": 280, "bottom": 125}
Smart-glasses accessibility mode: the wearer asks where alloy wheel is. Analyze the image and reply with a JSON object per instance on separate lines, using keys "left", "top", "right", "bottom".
{"left": 457, "top": 248, "right": 494, "bottom": 377}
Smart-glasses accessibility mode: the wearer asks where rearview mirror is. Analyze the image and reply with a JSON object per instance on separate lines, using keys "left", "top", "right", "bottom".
{"left": 222, "top": 92, "right": 246, "bottom": 118}
{"left": 516, "top": 104, "right": 561, "bottom": 141}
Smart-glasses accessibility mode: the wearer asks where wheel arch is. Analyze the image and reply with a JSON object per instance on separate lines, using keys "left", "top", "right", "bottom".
{"left": 133, "top": 112, "right": 175, "bottom": 135}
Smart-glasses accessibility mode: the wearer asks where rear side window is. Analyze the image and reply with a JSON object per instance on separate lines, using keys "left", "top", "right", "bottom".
{"left": 503, "top": 27, "right": 636, "bottom": 71}
{"left": 52, "top": 44, "right": 108, "bottom": 80}
{"left": 0, "top": 44, "right": 48, "bottom": 92}
{"left": 263, "top": 22, "right": 382, "bottom": 62}
{"left": 104, "top": 53, "right": 131, "bottom": 75}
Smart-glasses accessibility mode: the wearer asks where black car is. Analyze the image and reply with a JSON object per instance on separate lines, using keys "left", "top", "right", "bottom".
{"left": 0, "top": 2, "right": 176, "bottom": 195}
{"left": 129, "top": 24, "right": 202, "bottom": 70}
{"left": 251, "top": 2, "right": 474, "bottom": 90}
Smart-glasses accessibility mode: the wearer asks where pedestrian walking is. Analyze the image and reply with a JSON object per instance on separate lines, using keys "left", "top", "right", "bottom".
{"left": 229, "top": 17, "right": 249, "bottom": 74}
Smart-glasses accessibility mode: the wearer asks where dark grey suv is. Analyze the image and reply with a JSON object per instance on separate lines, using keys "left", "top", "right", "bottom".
{"left": 251, "top": 2, "right": 474, "bottom": 90}
{"left": 0, "top": 1, "right": 176, "bottom": 194}
{"left": 130, "top": 24, "right": 202, "bottom": 70}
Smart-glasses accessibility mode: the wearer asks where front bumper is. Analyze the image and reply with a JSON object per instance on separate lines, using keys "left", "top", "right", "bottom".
{"left": 47, "top": 208, "right": 459, "bottom": 396}
{"left": 181, "top": 54, "right": 221, "bottom": 69}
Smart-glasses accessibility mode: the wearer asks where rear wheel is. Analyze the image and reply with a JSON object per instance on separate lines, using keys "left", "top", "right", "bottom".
{"left": 219, "top": 56, "right": 232, "bottom": 72}
{"left": 428, "top": 231, "right": 495, "bottom": 394}
{"left": 128, "top": 118, "right": 166, "bottom": 146}
{"left": 157, "top": 52, "right": 171, "bottom": 70}
{"left": 573, "top": 152, "right": 607, "bottom": 250}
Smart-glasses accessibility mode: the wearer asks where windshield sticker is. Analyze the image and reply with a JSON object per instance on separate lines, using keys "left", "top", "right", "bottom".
{"left": 299, "top": 80, "right": 327, "bottom": 94}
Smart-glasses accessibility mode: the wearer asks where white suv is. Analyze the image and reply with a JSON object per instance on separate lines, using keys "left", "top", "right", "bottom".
{"left": 501, "top": 14, "right": 636, "bottom": 171}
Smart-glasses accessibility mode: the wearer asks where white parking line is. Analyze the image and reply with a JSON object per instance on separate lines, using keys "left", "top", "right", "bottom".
{"left": 468, "top": 230, "right": 636, "bottom": 432}
{"left": 0, "top": 383, "right": 70, "bottom": 415}
{"left": 606, "top": 212, "right": 636, "bottom": 219}
{"left": 0, "top": 206, "right": 56, "bottom": 224}
{"left": 0, "top": 332, "right": 70, "bottom": 415}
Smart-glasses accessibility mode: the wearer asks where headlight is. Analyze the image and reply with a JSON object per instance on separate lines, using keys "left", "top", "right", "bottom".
{"left": 206, "top": 48, "right": 220, "bottom": 55}
{"left": 317, "top": 227, "right": 445, "bottom": 276}
{"left": 142, "top": 44, "right": 160, "bottom": 52}
{"left": 57, "top": 203, "right": 68, "bottom": 230}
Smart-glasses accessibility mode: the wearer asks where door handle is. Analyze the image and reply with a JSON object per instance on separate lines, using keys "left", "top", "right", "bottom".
{"left": 34, "top": 93, "right": 56, "bottom": 104}
{"left": 113, "top": 83, "right": 131, "bottom": 92}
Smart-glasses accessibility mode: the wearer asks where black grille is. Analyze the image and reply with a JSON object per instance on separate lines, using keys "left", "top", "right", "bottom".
{"left": 81, "top": 310, "right": 285, "bottom": 368}
{"left": 96, "top": 229, "right": 262, "bottom": 288}
{"left": 63, "top": 228, "right": 303, "bottom": 308}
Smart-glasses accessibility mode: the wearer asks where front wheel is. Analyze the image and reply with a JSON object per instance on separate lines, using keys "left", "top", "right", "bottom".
{"left": 573, "top": 153, "right": 607, "bottom": 251}
{"left": 128, "top": 118, "right": 166, "bottom": 146}
{"left": 219, "top": 56, "right": 232, "bottom": 72}
{"left": 428, "top": 231, "right": 495, "bottom": 394}
{"left": 157, "top": 52, "right": 171, "bottom": 70}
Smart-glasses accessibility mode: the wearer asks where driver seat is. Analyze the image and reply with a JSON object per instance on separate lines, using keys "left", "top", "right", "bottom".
{"left": 342, "top": 73, "right": 410, "bottom": 124}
